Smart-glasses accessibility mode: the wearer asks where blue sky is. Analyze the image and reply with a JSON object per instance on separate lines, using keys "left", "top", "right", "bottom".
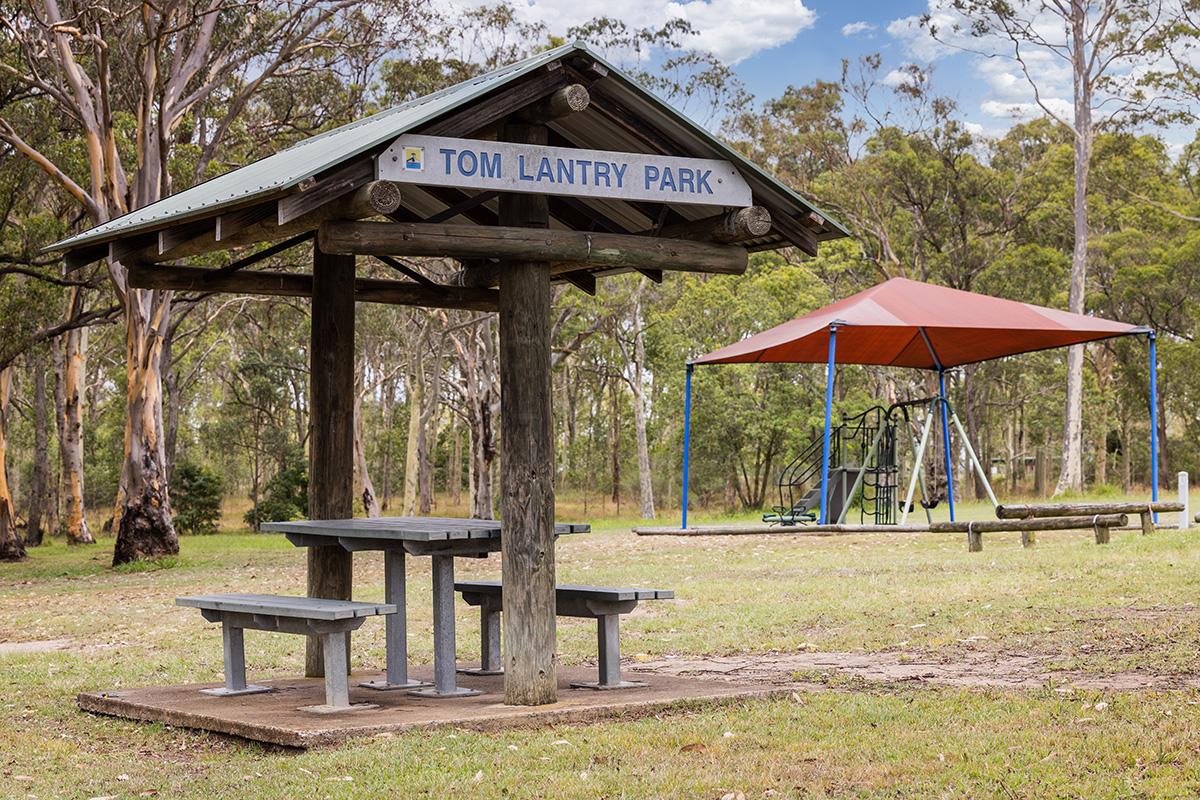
{"left": 495, "top": 0, "right": 1191, "bottom": 150}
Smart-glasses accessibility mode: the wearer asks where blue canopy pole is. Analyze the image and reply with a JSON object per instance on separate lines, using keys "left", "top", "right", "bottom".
{"left": 1149, "top": 332, "right": 1159, "bottom": 522}
{"left": 681, "top": 363, "right": 694, "bottom": 529}
{"left": 819, "top": 326, "right": 838, "bottom": 524}
{"left": 939, "top": 368, "right": 956, "bottom": 522}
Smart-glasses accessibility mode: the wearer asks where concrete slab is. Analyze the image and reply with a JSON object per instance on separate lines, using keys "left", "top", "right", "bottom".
{"left": 77, "top": 665, "right": 790, "bottom": 748}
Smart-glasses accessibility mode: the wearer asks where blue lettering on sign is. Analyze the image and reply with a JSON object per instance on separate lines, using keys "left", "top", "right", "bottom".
{"left": 458, "top": 150, "right": 478, "bottom": 177}
{"left": 679, "top": 168, "right": 694, "bottom": 194}
{"left": 481, "top": 151, "right": 501, "bottom": 178}
{"left": 613, "top": 163, "right": 627, "bottom": 188}
{"left": 644, "top": 165, "right": 659, "bottom": 190}
{"left": 413, "top": 142, "right": 728, "bottom": 198}
{"left": 556, "top": 159, "right": 574, "bottom": 185}
{"left": 594, "top": 161, "right": 611, "bottom": 187}
{"left": 660, "top": 167, "right": 677, "bottom": 192}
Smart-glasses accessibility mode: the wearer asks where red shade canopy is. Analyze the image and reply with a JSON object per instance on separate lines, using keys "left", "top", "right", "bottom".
{"left": 694, "top": 277, "right": 1145, "bottom": 369}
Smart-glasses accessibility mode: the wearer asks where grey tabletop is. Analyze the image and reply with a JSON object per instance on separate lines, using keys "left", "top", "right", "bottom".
{"left": 260, "top": 516, "right": 590, "bottom": 542}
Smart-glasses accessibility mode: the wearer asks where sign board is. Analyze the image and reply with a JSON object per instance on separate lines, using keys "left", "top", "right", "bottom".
{"left": 378, "top": 135, "right": 752, "bottom": 207}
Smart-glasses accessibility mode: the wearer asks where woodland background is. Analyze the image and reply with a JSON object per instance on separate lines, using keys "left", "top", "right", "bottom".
{"left": 2, "top": 0, "right": 1200, "bottom": 563}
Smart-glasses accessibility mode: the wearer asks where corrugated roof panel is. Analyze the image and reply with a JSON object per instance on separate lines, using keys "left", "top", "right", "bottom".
{"left": 49, "top": 43, "right": 579, "bottom": 252}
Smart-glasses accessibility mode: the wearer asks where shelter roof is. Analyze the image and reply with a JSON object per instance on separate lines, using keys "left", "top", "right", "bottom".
{"left": 48, "top": 41, "right": 846, "bottom": 263}
{"left": 694, "top": 277, "right": 1145, "bottom": 369}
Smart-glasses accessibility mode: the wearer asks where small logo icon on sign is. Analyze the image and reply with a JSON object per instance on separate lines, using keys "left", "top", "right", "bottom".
{"left": 404, "top": 146, "right": 424, "bottom": 171}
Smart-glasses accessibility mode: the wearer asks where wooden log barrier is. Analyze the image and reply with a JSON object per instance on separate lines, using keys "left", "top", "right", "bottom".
{"left": 932, "top": 515, "right": 1128, "bottom": 552}
{"left": 995, "top": 502, "right": 1182, "bottom": 519}
{"left": 317, "top": 221, "right": 750, "bottom": 283}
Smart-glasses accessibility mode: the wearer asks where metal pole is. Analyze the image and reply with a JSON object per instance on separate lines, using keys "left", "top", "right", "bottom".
{"left": 901, "top": 407, "right": 935, "bottom": 526}
{"left": 1150, "top": 332, "right": 1159, "bottom": 522}
{"left": 819, "top": 326, "right": 838, "bottom": 524}
{"left": 682, "top": 363, "right": 694, "bottom": 529}
{"left": 939, "top": 369, "right": 956, "bottom": 522}
{"left": 950, "top": 410, "right": 999, "bottom": 509}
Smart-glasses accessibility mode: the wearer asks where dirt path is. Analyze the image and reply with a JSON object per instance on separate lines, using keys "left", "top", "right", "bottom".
{"left": 632, "top": 650, "right": 1200, "bottom": 692}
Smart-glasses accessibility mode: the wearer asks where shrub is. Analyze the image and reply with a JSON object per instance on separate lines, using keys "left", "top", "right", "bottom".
{"left": 172, "top": 461, "right": 224, "bottom": 536}
{"left": 246, "top": 458, "right": 308, "bottom": 530}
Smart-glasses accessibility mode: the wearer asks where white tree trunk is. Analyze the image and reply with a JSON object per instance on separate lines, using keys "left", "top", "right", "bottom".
{"left": 1055, "top": 1, "right": 1093, "bottom": 496}
{"left": 630, "top": 291, "right": 655, "bottom": 519}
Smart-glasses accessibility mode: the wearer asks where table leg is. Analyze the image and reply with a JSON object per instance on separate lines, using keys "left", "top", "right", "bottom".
{"left": 409, "top": 553, "right": 480, "bottom": 698}
{"left": 361, "top": 549, "right": 430, "bottom": 691}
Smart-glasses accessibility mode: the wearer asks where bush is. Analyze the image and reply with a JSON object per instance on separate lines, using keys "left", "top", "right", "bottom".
{"left": 246, "top": 458, "right": 308, "bottom": 530}
{"left": 172, "top": 461, "right": 224, "bottom": 536}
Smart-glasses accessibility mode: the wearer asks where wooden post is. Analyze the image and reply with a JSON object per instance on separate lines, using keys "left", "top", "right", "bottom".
{"left": 966, "top": 525, "right": 983, "bottom": 552}
{"left": 1140, "top": 510, "right": 1154, "bottom": 536}
{"left": 1021, "top": 530, "right": 1036, "bottom": 548}
{"left": 1093, "top": 522, "right": 1111, "bottom": 545}
{"left": 306, "top": 247, "right": 356, "bottom": 677}
{"left": 498, "top": 120, "right": 557, "bottom": 706}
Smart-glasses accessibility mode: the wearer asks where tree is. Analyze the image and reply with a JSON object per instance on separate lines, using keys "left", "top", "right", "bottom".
{"left": 1, "top": 0, "right": 429, "bottom": 563}
{"left": 931, "top": 0, "right": 1171, "bottom": 492}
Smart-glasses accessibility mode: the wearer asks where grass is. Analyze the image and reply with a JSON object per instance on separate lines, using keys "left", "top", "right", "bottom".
{"left": 4, "top": 503, "right": 1200, "bottom": 797}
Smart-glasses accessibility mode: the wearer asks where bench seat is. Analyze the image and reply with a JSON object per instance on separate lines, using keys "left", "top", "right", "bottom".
{"left": 455, "top": 580, "right": 673, "bottom": 690}
{"left": 176, "top": 593, "right": 394, "bottom": 713}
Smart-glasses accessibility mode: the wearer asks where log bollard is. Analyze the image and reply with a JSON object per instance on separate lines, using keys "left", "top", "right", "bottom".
{"left": 1021, "top": 530, "right": 1036, "bottom": 548}
{"left": 966, "top": 524, "right": 983, "bottom": 552}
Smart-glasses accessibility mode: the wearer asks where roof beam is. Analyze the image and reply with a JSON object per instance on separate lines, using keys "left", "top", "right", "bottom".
{"left": 277, "top": 159, "right": 375, "bottom": 224}
{"left": 139, "top": 178, "right": 402, "bottom": 264}
{"left": 769, "top": 212, "right": 819, "bottom": 257}
{"left": 315, "top": 221, "right": 748, "bottom": 286}
{"left": 651, "top": 207, "right": 772, "bottom": 244}
{"left": 422, "top": 63, "right": 570, "bottom": 138}
{"left": 560, "top": 270, "right": 597, "bottom": 295}
{"left": 125, "top": 263, "right": 497, "bottom": 312}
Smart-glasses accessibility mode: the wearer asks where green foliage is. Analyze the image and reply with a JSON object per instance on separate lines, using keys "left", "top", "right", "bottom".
{"left": 245, "top": 455, "right": 308, "bottom": 530}
{"left": 171, "top": 461, "right": 224, "bottom": 536}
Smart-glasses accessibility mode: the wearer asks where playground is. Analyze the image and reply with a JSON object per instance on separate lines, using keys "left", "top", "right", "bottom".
{"left": 4, "top": 512, "right": 1200, "bottom": 797}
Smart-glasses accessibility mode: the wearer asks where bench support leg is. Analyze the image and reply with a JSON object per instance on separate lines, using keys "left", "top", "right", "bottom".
{"left": 460, "top": 600, "right": 504, "bottom": 676}
{"left": 570, "top": 614, "right": 646, "bottom": 691}
{"left": 361, "top": 549, "right": 430, "bottom": 691}
{"left": 201, "top": 622, "right": 270, "bottom": 697}
{"left": 410, "top": 554, "right": 481, "bottom": 698}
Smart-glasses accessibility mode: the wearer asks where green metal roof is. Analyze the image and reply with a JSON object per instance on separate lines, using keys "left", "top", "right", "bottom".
{"left": 49, "top": 41, "right": 848, "bottom": 255}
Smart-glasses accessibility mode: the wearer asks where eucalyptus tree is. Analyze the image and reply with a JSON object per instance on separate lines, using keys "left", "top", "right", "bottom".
{"left": 928, "top": 0, "right": 1172, "bottom": 492}
{"left": 0, "top": 0, "right": 432, "bottom": 563}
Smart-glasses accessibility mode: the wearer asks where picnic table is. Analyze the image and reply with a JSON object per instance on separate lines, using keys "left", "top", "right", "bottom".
{"left": 260, "top": 516, "right": 589, "bottom": 697}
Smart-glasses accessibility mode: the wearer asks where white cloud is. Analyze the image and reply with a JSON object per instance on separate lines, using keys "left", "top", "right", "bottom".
{"left": 980, "top": 97, "right": 1072, "bottom": 121}
{"left": 881, "top": 67, "right": 917, "bottom": 88}
{"left": 497, "top": 0, "right": 817, "bottom": 64}
{"left": 841, "top": 20, "right": 875, "bottom": 37}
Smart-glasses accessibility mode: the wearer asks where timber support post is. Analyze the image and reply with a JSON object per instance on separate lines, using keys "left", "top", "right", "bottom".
{"left": 966, "top": 524, "right": 983, "bottom": 553}
{"left": 498, "top": 119, "right": 558, "bottom": 706}
{"left": 306, "top": 247, "right": 356, "bottom": 677}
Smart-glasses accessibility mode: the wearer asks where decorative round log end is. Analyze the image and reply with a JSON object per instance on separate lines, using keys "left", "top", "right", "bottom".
{"left": 366, "top": 180, "right": 403, "bottom": 215}
{"left": 563, "top": 83, "right": 591, "bottom": 113}
{"left": 736, "top": 206, "right": 772, "bottom": 238}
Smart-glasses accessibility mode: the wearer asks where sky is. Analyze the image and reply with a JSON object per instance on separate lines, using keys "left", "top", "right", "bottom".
{"left": 494, "top": 0, "right": 1193, "bottom": 150}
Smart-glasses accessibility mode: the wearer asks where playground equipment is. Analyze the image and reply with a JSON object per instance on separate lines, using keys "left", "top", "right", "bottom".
{"left": 679, "top": 277, "right": 1157, "bottom": 530}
